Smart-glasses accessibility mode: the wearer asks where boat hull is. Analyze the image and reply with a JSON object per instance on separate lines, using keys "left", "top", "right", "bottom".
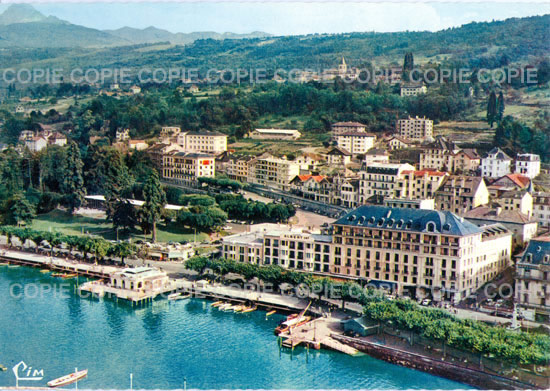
{"left": 47, "top": 369, "right": 88, "bottom": 388}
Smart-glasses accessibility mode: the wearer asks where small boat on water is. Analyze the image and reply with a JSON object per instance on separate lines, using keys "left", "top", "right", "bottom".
{"left": 0, "top": 364, "right": 7, "bottom": 371}
{"left": 211, "top": 300, "right": 224, "bottom": 307}
{"left": 217, "top": 303, "right": 231, "bottom": 310}
{"left": 266, "top": 310, "right": 277, "bottom": 317}
{"left": 242, "top": 306, "right": 257, "bottom": 313}
{"left": 51, "top": 273, "right": 65, "bottom": 277}
{"left": 62, "top": 273, "right": 78, "bottom": 278}
{"left": 47, "top": 369, "right": 88, "bottom": 388}
{"left": 7, "top": 264, "right": 20, "bottom": 268}
{"left": 40, "top": 269, "right": 51, "bottom": 273}
{"left": 168, "top": 293, "right": 191, "bottom": 301}
{"left": 233, "top": 305, "right": 245, "bottom": 312}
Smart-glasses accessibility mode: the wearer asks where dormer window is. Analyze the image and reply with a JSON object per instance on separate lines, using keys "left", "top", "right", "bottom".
{"left": 426, "top": 222, "right": 436, "bottom": 232}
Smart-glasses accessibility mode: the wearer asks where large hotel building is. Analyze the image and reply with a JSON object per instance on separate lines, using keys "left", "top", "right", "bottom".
{"left": 223, "top": 206, "right": 512, "bottom": 303}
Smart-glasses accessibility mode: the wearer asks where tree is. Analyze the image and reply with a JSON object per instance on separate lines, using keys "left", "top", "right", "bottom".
{"left": 62, "top": 142, "right": 86, "bottom": 213}
{"left": 487, "top": 91, "right": 497, "bottom": 128}
{"left": 141, "top": 170, "right": 166, "bottom": 242}
{"left": 497, "top": 91, "right": 505, "bottom": 122}
{"left": 402, "top": 52, "right": 414, "bottom": 82}
{"left": 4, "top": 193, "right": 36, "bottom": 226}
{"left": 112, "top": 200, "right": 138, "bottom": 233}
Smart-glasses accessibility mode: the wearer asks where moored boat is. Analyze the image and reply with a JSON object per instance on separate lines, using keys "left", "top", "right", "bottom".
{"left": 62, "top": 273, "right": 78, "bottom": 278}
{"left": 217, "top": 303, "right": 231, "bottom": 310}
{"left": 274, "top": 302, "right": 312, "bottom": 335}
{"left": 51, "top": 273, "right": 65, "bottom": 277}
{"left": 266, "top": 310, "right": 277, "bottom": 317}
{"left": 0, "top": 364, "right": 7, "bottom": 371}
{"left": 47, "top": 369, "right": 88, "bottom": 388}
{"left": 211, "top": 300, "right": 224, "bottom": 307}
{"left": 242, "top": 306, "right": 257, "bottom": 313}
{"left": 233, "top": 305, "right": 245, "bottom": 312}
{"left": 40, "top": 269, "right": 51, "bottom": 273}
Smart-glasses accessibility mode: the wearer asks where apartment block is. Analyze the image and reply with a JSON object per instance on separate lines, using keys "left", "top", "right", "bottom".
{"left": 397, "top": 116, "right": 433, "bottom": 142}
{"left": 419, "top": 137, "right": 460, "bottom": 171}
{"left": 532, "top": 192, "right": 550, "bottom": 228}
{"left": 335, "top": 132, "right": 376, "bottom": 155}
{"left": 359, "top": 163, "right": 415, "bottom": 203}
{"left": 396, "top": 170, "right": 448, "bottom": 200}
{"left": 176, "top": 130, "right": 228, "bottom": 154}
{"left": 248, "top": 156, "right": 301, "bottom": 191}
{"left": 162, "top": 151, "right": 216, "bottom": 186}
{"left": 331, "top": 121, "right": 367, "bottom": 136}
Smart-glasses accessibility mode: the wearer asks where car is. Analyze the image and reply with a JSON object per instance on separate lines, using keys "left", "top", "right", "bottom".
{"left": 223, "top": 226, "right": 233, "bottom": 230}
{"left": 421, "top": 299, "right": 432, "bottom": 306}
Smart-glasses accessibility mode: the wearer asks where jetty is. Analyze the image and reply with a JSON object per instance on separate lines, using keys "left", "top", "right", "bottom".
{"left": 278, "top": 318, "right": 359, "bottom": 355}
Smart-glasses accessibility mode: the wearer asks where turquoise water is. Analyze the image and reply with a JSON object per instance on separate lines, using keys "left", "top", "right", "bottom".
{"left": 0, "top": 266, "right": 470, "bottom": 389}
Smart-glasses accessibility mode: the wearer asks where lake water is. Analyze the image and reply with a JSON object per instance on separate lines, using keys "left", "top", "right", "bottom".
{"left": 0, "top": 266, "right": 470, "bottom": 389}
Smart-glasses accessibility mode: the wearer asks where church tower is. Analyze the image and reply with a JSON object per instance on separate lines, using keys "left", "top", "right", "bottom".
{"left": 338, "top": 57, "right": 347, "bottom": 75}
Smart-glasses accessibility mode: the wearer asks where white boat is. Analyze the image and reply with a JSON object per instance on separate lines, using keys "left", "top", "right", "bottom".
{"left": 47, "top": 369, "right": 88, "bottom": 388}
{"left": 168, "top": 292, "right": 191, "bottom": 301}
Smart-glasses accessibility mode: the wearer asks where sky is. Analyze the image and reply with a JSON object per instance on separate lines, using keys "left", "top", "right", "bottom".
{"left": 1, "top": 1, "right": 550, "bottom": 35}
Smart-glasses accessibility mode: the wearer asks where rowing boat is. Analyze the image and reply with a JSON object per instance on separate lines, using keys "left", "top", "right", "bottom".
{"left": 51, "top": 273, "right": 65, "bottom": 277}
{"left": 217, "top": 303, "right": 231, "bottom": 310}
{"left": 211, "top": 300, "right": 224, "bottom": 307}
{"left": 233, "top": 305, "right": 245, "bottom": 312}
{"left": 62, "top": 273, "right": 78, "bottom": 278}
{"left": 0, "top": 364, "right": 7, "bottom": 371}
{"left": 242, "top": 306, "right": 257, "bottom": 313}
{"left": 47, "top": 369, "right": 88, "bottom": 388}
{"left": 266, "top": 310, "right": 276, "bottom": 317}
{"left": 40, "top": 269, "right": 51, "bottom": 273}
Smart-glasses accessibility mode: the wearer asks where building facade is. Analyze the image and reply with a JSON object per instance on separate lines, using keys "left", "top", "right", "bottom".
{"left": 481, "top": 147, "right": 512, "bottom": 178}
{"left": 331, "top": 122, "right": 367, "bottom": 136}
{"left": 359, "top": 163, "right": 415, "bottom": 203}
{"left": 515, "top": 235, "right": 550, "bottom": 322}
{"left": 434, "top": 176, "right": 489, "bottom": 215}
{"left": 515, "top": 153, "right": 541, "bottom": 179}
{"left": 335, "top": 133, "right": 376, "bottom": 155}
{"left": 397, "top": 116, "right": 433, "bottom": 142}
{"left": 162, "top": 151, "right": 216, "bottom": 186}
{"left": 177, "top": 130, "right": 228, "bottom": 154}
{"left": 248, "top": 156, "right": 301, "bottom": 191}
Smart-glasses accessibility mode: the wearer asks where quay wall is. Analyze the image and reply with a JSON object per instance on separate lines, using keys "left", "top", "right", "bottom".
{"left": 332, "top": 334, "right": 543, "bottom": 390}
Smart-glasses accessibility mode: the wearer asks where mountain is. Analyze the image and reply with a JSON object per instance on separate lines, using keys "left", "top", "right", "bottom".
{"left": 104, "top": 26, "right": 272, "bottom": 45}
{"left": 0, "top": 4, "right": 65, "bottom": 25}
{"left": 0, "top": 4, "right": 271, "bottom": 48}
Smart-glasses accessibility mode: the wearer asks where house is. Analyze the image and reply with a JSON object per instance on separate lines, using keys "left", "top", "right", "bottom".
{"left": 142, "top": 243, "right": 195, "bottom": 262}
{"left": 452, "top": 149, "right": 481, "bottom": 174}
{"left": 400, "top": 83, "right": 427, "bottom": 97}
{"left": 128, "top": 140, "right": 149, "bottom": 151}
{"left": 48, "top": 132, "right": 67, "bottom": 147}
{"left": 331, "top": 122, "right": 367, "bottom": 136}
{"left": 160, "top": 126, "right": 181, "bottom": 142}
{"left": 25, "top": 136, "right": 48, "bottom": 152}
{"left": 116, "top": 128, "right": 130, "bottom": 141}
{"left": 19, "top": 130, "right": 35, "bottom": 141}
{"left": 145, "top": 143, "right": 184, "bottom": 170}
{"left": 130, "top": 85, "right": 142, "bottom": 94}
{"left": 294, "top": 153, "right": 324, "bottom": 171}
{"left": 290, "top": 175, "right": 331, "bottom": 204}
{"left": 226, "top": 155, "right": 256, "bottom": 183}
{"left": 515, "top": 234, "right": 550, "bottom": 322}
{"left": 249, "top": 128, "right": 301, "bottom": 140}
{"left": 386, "top": 135, "right": 414, "bottom": 151}
{"left": 189, "top": 85, "right": 200, "bottom": 93}
{"left": 363, "top": 148, "right": 390, "bottom": 165}
{"left": 481, "top": 147, "right": 512, "bottom": 178}
{"left": 332, "top": 176, "right": 360, "bottom": 208}
{"left": 326, "top": 146, "right": 352, "bottom": 166}
{"left": 464, "top": 205, "right": 538, "bottom": 246}
{"left": 487, "top": 173, "right": 531, "bottom": 198}
{"left": 397, "top": 116, "right": 433, "bottom": 142}
{"left": 15, "top": 105, "right": 25, "bottom": 114}
{"left": 335, "top": 132, "right": 376, "bottom": 155}
{"left": 498, "top": 190, "right": 533, "bottom": 217}
{"left": 434, "top": 176, "right": 489, "bottom": 215}
{"left": 515, "top": 153, "right": 540, "bottom": 179}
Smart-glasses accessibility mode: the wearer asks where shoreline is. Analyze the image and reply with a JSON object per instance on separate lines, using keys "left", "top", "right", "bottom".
{"left": 1, "top": 249, "right": 544, "bottom": 390}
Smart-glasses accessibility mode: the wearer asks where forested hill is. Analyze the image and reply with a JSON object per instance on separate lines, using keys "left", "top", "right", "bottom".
{"left": 0, "top": 14, "right": 548, "bottom": 71}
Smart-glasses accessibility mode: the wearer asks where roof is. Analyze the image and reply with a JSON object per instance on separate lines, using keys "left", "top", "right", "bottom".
{"left": 496, "top": 174, "right": 531, "bottom": 189}
{"left": 519, "top": 235, "right": 550, "bottom": 265}
{"left": 173, "top": 152, "right": 216, "bottom": 159}
{"left": 365, "top": 148, "right": 389, "bottom": 156}
{"left": 464, "top": 207, "right": 535, "bottom": 224}
{"left": 500, "top": 190, "right": 530, "bottom": 199}
{"left": 457, "top": 149, "right": 480, "bottom": 159}
{"left": 327, "top": 146, "right": 351, "bottom": 156}
{"left": 185, "top": 130, "right": 226, "bottom": 137}
{"left": 337, "top": 132, "right": 376, "bottom": 137}
{"left": 403, "top": 170, "right": 447, "bottom": 177}
{"left": 387, "top": 135, "right": 412, "bottom": 144}
{"left": 484, "top": 147, "right": 512, "bottom": 161}
{"left": 424, "top": 136, "right": 456, "bottom": 151}
{"left": 332, "top": 122, "right": 366, "bottom": 127}
{"left": 333, "top": 205, "right": 482, "bottom": 236}
{"left": 435, "top": 176, "right": 484, "bottom": 194}
{"left": 253, "top": 128, "right": 300, "bottom": 135}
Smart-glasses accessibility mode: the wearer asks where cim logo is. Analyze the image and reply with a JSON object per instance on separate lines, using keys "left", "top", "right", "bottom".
{"left": 12, "top": 361, "right": 44, "bottom": 386}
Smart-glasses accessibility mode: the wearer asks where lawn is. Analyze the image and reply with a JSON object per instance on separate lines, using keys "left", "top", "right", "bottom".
{"left": 31, "top": 209, "right": 209, "bottom": 243}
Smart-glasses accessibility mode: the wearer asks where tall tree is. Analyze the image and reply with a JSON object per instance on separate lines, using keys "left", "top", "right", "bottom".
{"left": 497, "top": 91, "right": 505, "bottom": 122}
{"left": 4, "top": 193, "right": 36, "bottom": 226}
{"left": 62, "top": 142, "right": 86, "bottom": 214}
{"left": 402, "top": 52, "right": 414, "bottom": 82}
{"left": 141, "top": 170, "right": 166, "bottom": 242}
{"left": 487, "top": 91, "right": 497, "bottom": 128}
